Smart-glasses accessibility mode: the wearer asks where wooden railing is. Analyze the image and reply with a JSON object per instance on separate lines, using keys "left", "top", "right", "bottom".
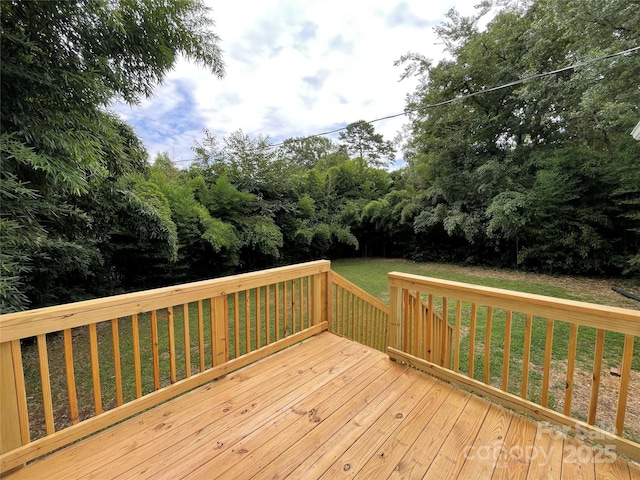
{"left": 0, "top": 261, "right": 331, "bottom": 472}
{"left": 404, "top": 290, "right": 453, "bottom": 368}
{"left": 330, "top": 272, "right": 389, "bottom": 352}
{"left": 387, "top": 272, "right": 640, "bottom": 460}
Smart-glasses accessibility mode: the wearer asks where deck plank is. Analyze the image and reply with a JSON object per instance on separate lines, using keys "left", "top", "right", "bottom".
{"left": 314, "top": 377, "right": 442, "bottom": 478}
{"left": 422, "top": 393, "right": 492, "bottom": 479}
{"left": 185, "top": 356, "right": 410, "bottom": 478}
{"left": 253, "top": 359, "right": 426, "bottom": 479}
{"left": 455, "top": 403, "right": 513, "bottom": 480}
{"left": 6, "top": 332, "right": 637, "bottom": 480}
{"left": 349, "top": 380, "right": 454, "bottom": 479}
{"left": 560, "top": 435, "right": 595, "bottom": 480}
{"left": 120, "top": 337, "right": 381, "bottom": 479}
{"left": 386, "top": 388, "right": 471, "bottom": 480}
{"left": 491, "top": 412, "right": 538, "bottom": 480}
{"left": 526, "top": 423, "right": 565, "bottom": 479}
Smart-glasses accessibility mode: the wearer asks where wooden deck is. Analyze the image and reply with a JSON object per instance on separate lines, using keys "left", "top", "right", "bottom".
{"left": 7, "top": 333, "right": 639, "bottom": 480}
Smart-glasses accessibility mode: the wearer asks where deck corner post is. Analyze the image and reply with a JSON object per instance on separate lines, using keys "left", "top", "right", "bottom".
{"left": 325, "top": 270, "right": 333, "bottom": 331}
{"left": 388, "top": 282, "right": 403, "bottom": 354}
{"left": 1, "top": 342, "right": 23, "bottom": 465}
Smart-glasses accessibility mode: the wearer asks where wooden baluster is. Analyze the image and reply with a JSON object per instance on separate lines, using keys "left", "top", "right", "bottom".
{"left": 588, "top": 329, "right": 604, "bottom": 425}
{"left": 111, "top": 319, "right": 123, "bottom": 406}
{"left": 209, "top": 298, "right": 218, "bottom": 367}
{"left": 245, "top": 290, "right": 251, "bottom": 352}
{"left": 441, "top": 297, "right": 449, "bottom": 367}
{"left": 298, "top": 277, "right": 303, "bottom": 331}
{"left": 355, "top": 297, "right": 360, "bottom": 343}
{"left": 88, "top": 323, "right": 103, "bottom": 414}
{"left": 521, "top": 314, "right": 532, "bottom": 399}
{"left": 167, "top": 306, "right": 176, "bottom": 384}
{"left": 468, "top": 303, "right": 477, "bottom": 378}
{"left": 403, "top": 290, "right": 410, "bottom": 354}
{"left": 63, "top": 329, "right": 79, "bottom": 423}
{"left": 483, "top": 306, "right": 493, "bottom": 384}
{"left": 501, "top": 310, "right": 512, "bottom": 392}
{"left": 541, "top": 319, "right": 554, "bottom": 407}
{"left": 365, "top": 301, "right": 369, "bottom": 345}
{"left": 197, "top": 301, "right": 205, "bottom": 372}
{"left": 292, "top": 281, "right": 297, "bottom": 335}
{"left": 35, "top": 335, "right": 54, "bottom": 435}
{"left": 313, "top": 274, "right": 321, "bottom": 328}
{"left": 131, "top": 314, "right": 142, "bottom": 398}
{"left": 615, "top": 334, "right": 635, "bottom": 436}
{"left": 11, "top": 341, "right": 30, "bottom": 444}
{"left": 306, "top": 276, "right": 311, "bottom": 329}
{"left": 232, "top": 294, "right": 240, "bottom": 358}
{"left": 454, "top": 300, "right": 462, "bottom": 372}
{"left": 564, "top": 323, "right": 579, "bottom": 416}
{"left": 265, "top": 286, "right": 271, "bottom": 346}
{"left": 255, "top": 287, "right": 262, "bottom": 349}
{"left": 151, "top": 310, "right": 160, "bottom": 390}
{"left": 183, "top": 304, "right": 191, "bottom": 378}
{"left": 426, "top": 294, "right": 433, "bottom": 362}
{"left": 283, "top": 281, "right": 289, "bottom": 337}
{"left": 402, "top": 290, "right": 409, "bottom": 353}
{"left": 275, "top": 283, "right": 280, "bottom": 341}
{"left": 212, "top": 296, "right": 227, "bottom": 366}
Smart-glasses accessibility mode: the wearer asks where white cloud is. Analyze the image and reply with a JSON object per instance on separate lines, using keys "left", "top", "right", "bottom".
{"left": 113, "top": 0, "right": 482, "bottom": 164}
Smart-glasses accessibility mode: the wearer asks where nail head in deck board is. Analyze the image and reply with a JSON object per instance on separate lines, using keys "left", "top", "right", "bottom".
{"left": 455, "top": 403, "right": 512, "bottom": 480}
{"left": 351, "top": 380, "right": 453, "bottom": 480}
{"left": 491, "top": 413, "right": 538, "bottom": 480}
{"left": 560, "top": 435, "right": 596, "bottom": 480}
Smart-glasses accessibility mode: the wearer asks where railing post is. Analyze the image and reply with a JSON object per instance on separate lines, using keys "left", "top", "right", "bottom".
{"left": 313, "top": 273, "right": 322, "bottom": 327}
{"left": 388, "top": 283, "right": 403, "bottom": 355}
{"left": 212, "top": 296, "right": 227, "bottom": 366}
{"left": 321, "top": 270, "right": 333, "bottom": 331}
{"left": 1, "top": 342, "right": 23, "bottom": 462}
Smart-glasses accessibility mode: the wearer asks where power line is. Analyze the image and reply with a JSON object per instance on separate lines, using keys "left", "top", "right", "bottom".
{"left": 168, "top": 45, "right": 639, "bottom": 164}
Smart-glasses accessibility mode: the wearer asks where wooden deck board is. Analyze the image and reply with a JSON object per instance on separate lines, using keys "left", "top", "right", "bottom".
{"left": 6, "top": 332, "right": 638, "bottom": 480}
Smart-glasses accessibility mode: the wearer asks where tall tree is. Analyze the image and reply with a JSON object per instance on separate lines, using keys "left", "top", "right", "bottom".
{"left": 338, "top": 121, "right": 396, "bottom": 168}
{"left": 398, "top": 0, "right": 640, "bottom": 273}
{"left": 1, "top": 0, "right": 224, "bottom": 311}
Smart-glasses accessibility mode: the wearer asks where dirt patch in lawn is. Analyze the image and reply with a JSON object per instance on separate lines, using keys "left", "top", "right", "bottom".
{"left": 548, "top": 360, "right": 640, "bottom": 442}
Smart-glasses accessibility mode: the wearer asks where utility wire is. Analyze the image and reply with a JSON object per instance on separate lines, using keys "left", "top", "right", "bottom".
{"left": 168, "top": 45, "right": 639, "bottom": 164}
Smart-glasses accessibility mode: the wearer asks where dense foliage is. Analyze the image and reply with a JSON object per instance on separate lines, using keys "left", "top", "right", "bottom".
{"left": 1, "top": 0, "right": 638, "bottom": 312}
{"left": 397, "top": 0, "right": 640, "bottom": 273}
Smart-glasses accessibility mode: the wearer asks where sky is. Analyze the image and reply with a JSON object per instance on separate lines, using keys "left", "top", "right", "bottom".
{"left": 113, "top": 0, "right": 482, "bottom": 167}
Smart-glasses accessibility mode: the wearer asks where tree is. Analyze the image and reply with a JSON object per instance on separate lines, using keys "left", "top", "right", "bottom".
{"left": 338, "top": 121, "right": 396, "bottom": 168}
{"left": 278, "top": 136, "right": 339, "bottom": 169}
{"left": 397, "top": 0, "right": 640, "bottom": 273}
{"left": 1, "top": 0, "right": 225, "bottom": 311}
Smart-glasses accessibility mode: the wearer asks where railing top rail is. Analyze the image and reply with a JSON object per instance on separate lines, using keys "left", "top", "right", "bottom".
{"left": 0, "top": 260, "right": 331, "bottom": 342}
{"left": 388, "top": 272, "right": 640, "bottom": 336}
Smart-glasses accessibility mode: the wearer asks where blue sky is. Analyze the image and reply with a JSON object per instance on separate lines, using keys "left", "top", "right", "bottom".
{"left": 113, "top": 0, "right": 481, "bottom": 167}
